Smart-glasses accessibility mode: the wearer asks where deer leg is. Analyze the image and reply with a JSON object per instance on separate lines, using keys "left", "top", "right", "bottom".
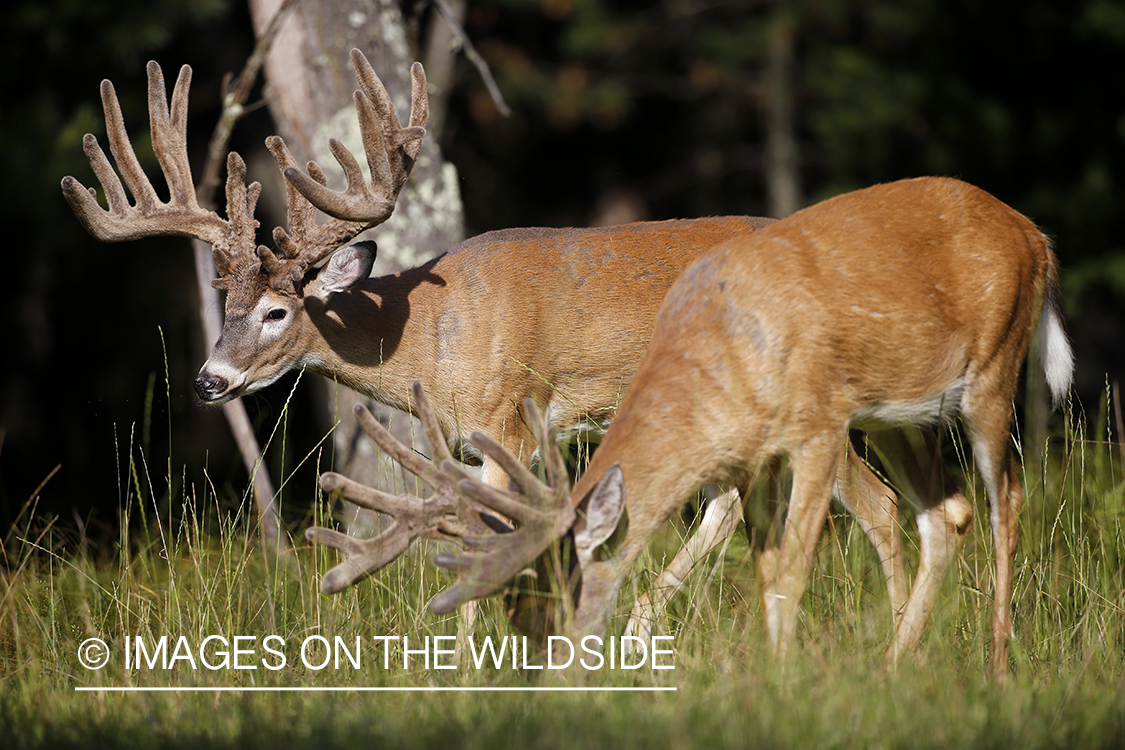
{"left": 754, "top": 459, "right": 785, "bottom": 634}
{"left": 832, "top": 442, "right": 909, "bottom": 629}
{"left": 622, "top": 488, "right": 744, "bottom": 646}
{"left": 480, "top": 454, "right": 515, "bottom": 491}
{"left": 767, "top": 435, "right": 846, "bottom": 657}
{"left": 978, "top": 441, "right": 1022, "bottom": 679}
{"left": 761, "top": 439, "right": 903, "bottom": 653}
{"left": 988, "top": 457, "right": 1023, "bottom": 678}
{"left": 977, "top": 450, "right": 1021, "bottom": 680}
{"left": 873, "top": 430, "right": 972, "bottom": 669}
{"left": 952, "top": 389, "right": 1022, "bottom": 680}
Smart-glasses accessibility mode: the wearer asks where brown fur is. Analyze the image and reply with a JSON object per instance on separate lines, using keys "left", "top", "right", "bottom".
{"left": 538, "top": 177, "right": 1067, "bottom": 679}
{"left": 206, "top": 217, "right": 776, "bottom": 485}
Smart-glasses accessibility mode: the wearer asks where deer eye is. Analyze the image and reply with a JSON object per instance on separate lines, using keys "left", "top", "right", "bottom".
{"left": 266, "top": 308, "right": 287, "bottom": 322}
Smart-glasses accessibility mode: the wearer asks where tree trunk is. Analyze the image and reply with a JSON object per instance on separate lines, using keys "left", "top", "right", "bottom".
{"left": 247, "top": 0, "right": 466, "bottom": 533}
{"left": 763, "top": 7, "right": 802, "bottom": 219}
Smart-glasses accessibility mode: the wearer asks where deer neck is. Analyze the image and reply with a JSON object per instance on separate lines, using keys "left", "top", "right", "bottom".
{"left": 299, "top": 263, "right": 447, "bottom": 415}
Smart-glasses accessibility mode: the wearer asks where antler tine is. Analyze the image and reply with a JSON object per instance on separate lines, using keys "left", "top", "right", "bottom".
{"left": 308, "top": 470, "right": 460, "bottom": 594}
{"left": 353, "top": 402, "right": 437, "bottom": 480}
{"left": 280, "top": 50, "right": 427, "bottom": 224}
{"left": 319, "top": 471, "right": 442, "bottom": 526}
{"left": 351, "top": 51, "right": 429, "bottom": 174}
{"left": 148, "top": 62, "right": 197, "bottom": 207}
{"left": 308, "top": 519, "right": 419, "bottom": 594}
{"left": 411, "top": 381, "right": 455, "bottom": 467}
{"left": 265, "top": 136, "right": 319, "bottom": 261}
{"left": 440, "top": 456, "right": 545, "bottom": 525}
{"left": 264, "top": 135, "right": 367, "bottom": 290}
{"left": 100, "top": 72, "right": 160, "bottom": 221}
{"left": 61, "top": 61, "right": 258, "bottom": 270}
{"left": 523, "top": 398, "right": 567, "bottom": 496}
{"left": 62, "top": 75, "right": 166, "bottom": 242}
{"left": 306, "top": 394, "right": 485, "bottom": 595}
{"left": 430, "top": 402, "right": 576, "bottom": 615}
{"left": 452, "top": 398, "right": 567, "bottom": 516}
{"left": 405, "top": 62, "right": 429, "bottom": 160}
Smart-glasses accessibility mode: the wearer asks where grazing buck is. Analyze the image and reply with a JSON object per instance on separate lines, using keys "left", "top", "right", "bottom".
{"left": 61, "top": 51, "right": 924, "bottom": 628}
{"left": 431, "top": 177, "right": 1074, "bottom": 679}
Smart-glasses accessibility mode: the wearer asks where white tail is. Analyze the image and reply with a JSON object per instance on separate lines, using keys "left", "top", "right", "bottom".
{"left": 437, "top": 176, "right": 1073, "bottom": 679}
{"left": 1039, "top": 288, "right": 1074, "bottom": 406}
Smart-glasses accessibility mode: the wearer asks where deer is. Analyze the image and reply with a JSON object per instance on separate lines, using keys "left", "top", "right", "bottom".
{"left": 60, "top": 51, "right": 923, "bottom": 643}
{"left": 57, "top": 48, "right": 922, "bottom": 620}
{"left": 427, "top": 176, "right": 1074, "bottom": 679}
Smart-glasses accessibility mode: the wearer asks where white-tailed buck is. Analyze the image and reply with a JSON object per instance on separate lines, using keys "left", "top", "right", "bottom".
{"left": 432, "top": 176, "right": 1074, "bottom": 679}
{"left": 61, "top": 51, "right": 924, "bottom": 632}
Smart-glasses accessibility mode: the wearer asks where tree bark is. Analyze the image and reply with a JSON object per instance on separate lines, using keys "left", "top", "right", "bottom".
{"left": 247, "top": 0, "right": 466, "bottom": 533}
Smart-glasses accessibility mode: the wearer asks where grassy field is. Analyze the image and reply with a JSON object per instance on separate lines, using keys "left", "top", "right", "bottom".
{"left": 2, "top": 390, "right": 1123, "bottom": 749}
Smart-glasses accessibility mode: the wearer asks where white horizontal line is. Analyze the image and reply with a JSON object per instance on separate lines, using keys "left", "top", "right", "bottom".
{"left": 75, "top": 686, "right": 676, "bottom": 693}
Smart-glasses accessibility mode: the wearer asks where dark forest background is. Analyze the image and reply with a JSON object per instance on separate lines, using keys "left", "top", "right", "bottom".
{"left": 2, "top": 0, "right": 1123, "bottom": 536}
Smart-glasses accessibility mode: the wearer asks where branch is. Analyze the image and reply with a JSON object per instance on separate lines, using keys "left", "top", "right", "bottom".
{"left": 431, "top": 0, "right": 512, "bottom": 117}
{"left": 197, "top": 0, "right": 300, "bottom": 202}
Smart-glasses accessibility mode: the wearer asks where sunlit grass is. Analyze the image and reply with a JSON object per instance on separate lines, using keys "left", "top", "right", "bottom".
{"left": 1, "top": 386, "right": 1124, "bottom": 748}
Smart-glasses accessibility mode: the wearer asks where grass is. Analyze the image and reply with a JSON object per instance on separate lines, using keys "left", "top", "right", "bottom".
{"left": 1, "top": 387, "right": 1124, "bottom": 749}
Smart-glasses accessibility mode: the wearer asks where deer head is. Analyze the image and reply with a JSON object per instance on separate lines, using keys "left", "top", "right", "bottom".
{"left": 61, "top": 50, "right": 429, "bottom": 404}
{"left": 429, "top": 397, "right": 614, "bottom": 639}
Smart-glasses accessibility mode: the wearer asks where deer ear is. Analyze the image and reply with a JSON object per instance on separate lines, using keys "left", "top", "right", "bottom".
{"left": 574, "top": 464, "right": 626, "bottom": 564}
{"left": 314, "top": 241, "right": 376, "bottom": 300}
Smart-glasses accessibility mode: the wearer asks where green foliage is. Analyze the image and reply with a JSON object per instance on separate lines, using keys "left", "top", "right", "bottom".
{"left": 0, "top": 0, "right": 250, "bottom": 527}
{"left": 453, "top": 0, "right": 1125, "bottom": 316}
{"left": 3, "top": 0, "right": 231, "bottom": 203}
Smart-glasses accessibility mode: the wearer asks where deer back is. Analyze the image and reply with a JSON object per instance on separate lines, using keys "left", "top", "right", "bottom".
{"left": 570, "top": 177, "right": 1062, "bottom": 524}
{"left": 217, "top": 216, "right": 776, "bottom": 462}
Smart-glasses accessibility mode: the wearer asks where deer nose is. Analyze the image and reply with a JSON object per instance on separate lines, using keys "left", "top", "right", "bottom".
{"left": 194, "top": 373, "right": 229, "bottom": 401}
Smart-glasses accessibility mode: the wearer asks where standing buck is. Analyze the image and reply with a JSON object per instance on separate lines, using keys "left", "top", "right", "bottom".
{"left": 61, "top": 52, "right": 922, "bottom": 639}
{"left": 433, "top": 177, "right": 1074, "bottom": 678}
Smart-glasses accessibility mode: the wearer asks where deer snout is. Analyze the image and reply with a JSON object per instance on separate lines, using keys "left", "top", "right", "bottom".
{"left": 194, "top": 372, "right": 229, "bottom": 402}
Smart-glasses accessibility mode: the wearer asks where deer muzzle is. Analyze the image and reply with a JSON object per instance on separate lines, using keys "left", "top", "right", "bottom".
{"left": 194, "top": 372, "right": 229, "bottom": 402}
